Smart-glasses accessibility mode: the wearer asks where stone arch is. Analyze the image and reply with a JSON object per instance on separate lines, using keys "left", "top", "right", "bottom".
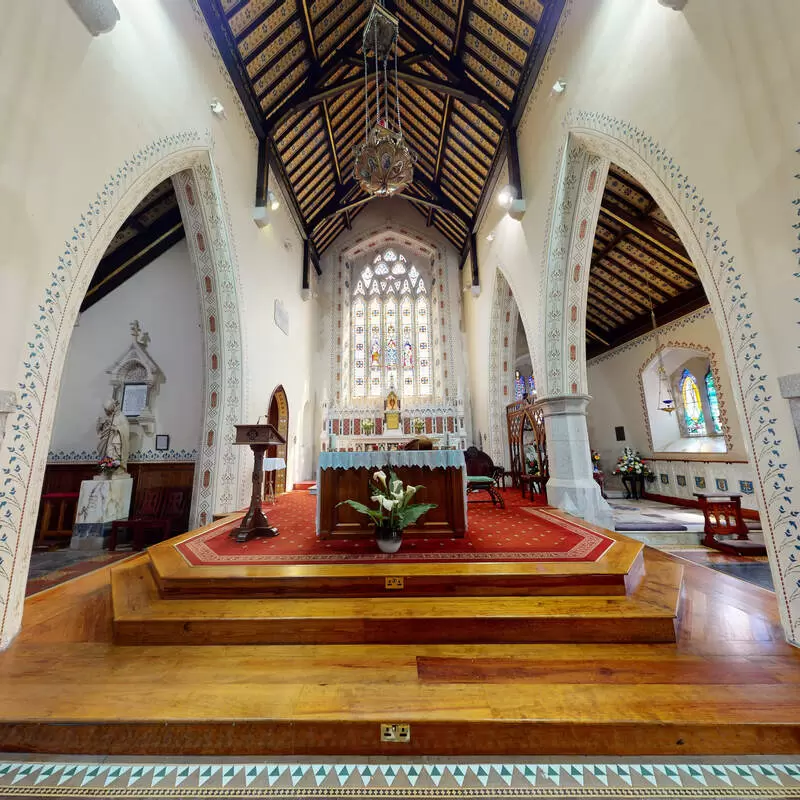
{"left": 268, "top": 385, "right": 289, "bottom": 494}
{"left": 540, "top": 110, "right": 800, "bottom": 643}
{"left": 487, "top": 267, "right": 536, "bottom": 466}
{"left": 0, "top": 135, "right": 245, "bottom": 647}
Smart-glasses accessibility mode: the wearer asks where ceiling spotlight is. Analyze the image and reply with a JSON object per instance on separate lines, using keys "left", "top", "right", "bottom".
{"left": 552, "top": 79, "right": 567, "bottom": 94}
{"left": 486, "top": 233, "right": 495, "bottom": 242}
{"left": 497, "top": 185, "right": 514, "bottom": 210}
{"left": 268, "top": 190, "right": 280, "bottom": 211}
{"left": 210, "top": 98, "right": 226, "bottom": 118}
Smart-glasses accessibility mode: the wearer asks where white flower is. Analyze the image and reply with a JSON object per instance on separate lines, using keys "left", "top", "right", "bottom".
{"left": 373, "top": 470, "right": 387, "bottom": 486}
{"left": 404, "top": 485, "right": 417, "bottom": 502}
{"left": 380, "top": 497, "right": 398, "bottom": 511}
{"left": 390, "top": 479, "right": 404, "bottom": 499}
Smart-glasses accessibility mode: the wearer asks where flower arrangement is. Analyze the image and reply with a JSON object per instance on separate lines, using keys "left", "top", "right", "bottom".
{"left": 612, "top": 447, "right": 652, "bottom": 477}
{"left": 338, "top": 470, "right": 436, "bottom": 552}
{"left": 97, "top": 456, "right": 121, "bottom": 477}
{"left": 591, "top": 450, "right": 601, "bottom": 472}
{"left": 361, "top": 418, "right": 375, "bottom": 435}
{"left": 524, "top": 444, "right": 540, "bottom": 475}
{"left": 412, "top": 417, "right": 425, "bottom": 434}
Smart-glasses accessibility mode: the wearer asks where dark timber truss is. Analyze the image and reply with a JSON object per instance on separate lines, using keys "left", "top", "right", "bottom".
{"left": 197, "top": 0, "right": 566, "bottom": 263}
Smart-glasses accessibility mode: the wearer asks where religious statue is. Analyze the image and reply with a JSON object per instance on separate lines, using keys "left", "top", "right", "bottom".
{"left": 96, "top": 399, "right": 130, "bottom": 476}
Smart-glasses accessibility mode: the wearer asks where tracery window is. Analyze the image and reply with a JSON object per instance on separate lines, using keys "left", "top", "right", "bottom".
{"left": 351, "top": 248, "right": 432, "bottom": 399}
{"left": 513, "top": 370, "right": 536, "bottom": 401}
{"left": 705, "top": 369, "right": 722, "bottom": 434}
{"left": 679, "top": 369, "right": 705, "bottom": 436}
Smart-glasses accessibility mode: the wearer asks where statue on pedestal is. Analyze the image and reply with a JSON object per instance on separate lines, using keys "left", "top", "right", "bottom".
{"left": 96, "top": 399, "right": 130, "bottom": 477}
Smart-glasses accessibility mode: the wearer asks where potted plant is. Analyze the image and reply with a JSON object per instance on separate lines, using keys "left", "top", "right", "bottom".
{"left": 413, "top": 417, "right": 425, "bottom": 435}
{"left": 337, "top": 470, "right": 436, "bottom": 553}
{"left": 361, "top": 418, "right": 375, "bottom": 435}
{"left": 591, "top": 450, "right": 601, "bottom": 473}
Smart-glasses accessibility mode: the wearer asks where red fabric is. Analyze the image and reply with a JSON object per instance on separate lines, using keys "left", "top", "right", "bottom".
{"left": 176, "top": 489, "right": 614, "bottom": 565}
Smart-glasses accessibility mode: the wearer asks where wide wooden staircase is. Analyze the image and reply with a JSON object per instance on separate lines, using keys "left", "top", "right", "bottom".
{"left": 110, "top": 510, "right": 683, "bottom": 646}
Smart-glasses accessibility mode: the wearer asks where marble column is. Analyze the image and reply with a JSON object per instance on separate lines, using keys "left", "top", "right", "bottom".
{"left": 536, "top": 394, "right": 614, "bottom": 530}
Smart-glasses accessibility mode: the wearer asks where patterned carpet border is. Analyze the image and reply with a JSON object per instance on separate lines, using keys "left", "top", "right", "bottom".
{"left": 0, "top": 759, "right": 798, "bottom": 797}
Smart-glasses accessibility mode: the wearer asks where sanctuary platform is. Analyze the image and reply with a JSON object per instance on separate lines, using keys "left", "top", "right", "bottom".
{"left": 109, "top": 489, "right": 682, "bottom": 646}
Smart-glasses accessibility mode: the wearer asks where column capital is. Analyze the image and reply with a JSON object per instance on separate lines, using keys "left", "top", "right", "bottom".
{"left": 534, "top": 394, "right": 592, "bottom": 416}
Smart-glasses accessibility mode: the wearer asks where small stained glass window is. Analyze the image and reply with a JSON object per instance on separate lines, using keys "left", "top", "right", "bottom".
{"left": 705, "top": 369, "right": 722, "bottom": 434}
{"left": 680, "top": 370, "right": 705, "bottom": 436}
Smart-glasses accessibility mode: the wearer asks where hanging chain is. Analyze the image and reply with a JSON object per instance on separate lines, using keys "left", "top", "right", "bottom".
{"left": 363, "top": 43, "right": 369, "bottom": 144}
{"left": 374, "top": 24, "right": 380, "bottom": 128}
{"left": 394, "top": 43, "right": 402, "bottom": 136}
{"left": 383, "top": 54, "right": 389, "bottom": 127}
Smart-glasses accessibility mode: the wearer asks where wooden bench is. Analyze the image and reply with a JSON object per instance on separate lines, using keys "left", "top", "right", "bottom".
{"left": 694, "top": 492, "right": 766, "bottom": 556}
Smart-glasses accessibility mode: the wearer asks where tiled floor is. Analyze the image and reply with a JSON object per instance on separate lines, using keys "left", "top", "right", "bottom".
{"left": 26, "top": 547, "right": 132, "bottom": 595}
{"left": 0, "top": 756, "right": 797, "bottom": 796}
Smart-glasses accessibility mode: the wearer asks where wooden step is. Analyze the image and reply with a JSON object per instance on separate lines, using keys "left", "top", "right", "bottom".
{"left": 111, "top": 553, "right": 681, "bottom": 645}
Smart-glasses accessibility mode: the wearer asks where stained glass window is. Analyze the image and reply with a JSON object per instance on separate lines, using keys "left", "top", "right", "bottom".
{"left": 528, "top": 375, "right": 536, "bottom": 397}
{"left": 353, "top": 298, "right": 366, "bottom": 397}
{"left": 705, "top": 369, "right": 722, "bottom": 434}
{"left": 351, "top": 248, "right": 433, "bottom": 399}
{"left": 680, "top": 370, "right": 705, "bottom": 435}
{"left": 514, "top": 370, "right": 524, "bottom": 401}
{"left": 416, "top": 296, "right": 431, "bottom": 397}
{"left": 369, "top": 297, "right": 382, "bottom": 396}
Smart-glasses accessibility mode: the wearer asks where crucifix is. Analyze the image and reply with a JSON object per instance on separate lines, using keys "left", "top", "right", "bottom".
{"left": 230, "top": 422, "right": 286, "bottom": 543}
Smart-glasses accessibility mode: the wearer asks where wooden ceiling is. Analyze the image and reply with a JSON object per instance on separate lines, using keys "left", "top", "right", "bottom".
{"left": 586, "top": 164, "right": 708, "bottom": 358}
{"left": 198, "top": 0, "right": 566, "bottom": 263}
{"left": 82, "top": 179, "right": 185, "bottom": 312}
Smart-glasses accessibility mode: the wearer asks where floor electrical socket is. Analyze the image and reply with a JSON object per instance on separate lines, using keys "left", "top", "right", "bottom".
{"left": 381, "top": 723, "right": 411, "bottom": 742}
{"left": 385, "top": 577, "right": 404, "bottom": 589}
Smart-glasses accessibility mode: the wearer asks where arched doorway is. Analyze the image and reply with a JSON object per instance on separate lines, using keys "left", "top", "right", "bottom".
{"left": 539, "top": 111, "right": 800, "bottom": 643}
{"left": 267, "top": 385, "right": 289, "bottom": 495}
{"left": 0, "top": 138, "right": 245, "bottom": 647}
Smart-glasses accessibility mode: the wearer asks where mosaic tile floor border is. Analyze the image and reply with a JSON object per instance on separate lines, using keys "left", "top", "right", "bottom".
{"left": 0, "top": 758, "right": 798, "bottom": 797}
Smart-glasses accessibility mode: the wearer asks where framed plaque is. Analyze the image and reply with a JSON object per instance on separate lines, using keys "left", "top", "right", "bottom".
{"left": 121, "top": 383, "right": 148, "bottom": 417}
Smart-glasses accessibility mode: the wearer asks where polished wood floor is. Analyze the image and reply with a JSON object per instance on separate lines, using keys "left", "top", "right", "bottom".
{"left": 0, "top": 540, "right": 799, "bottom": 756}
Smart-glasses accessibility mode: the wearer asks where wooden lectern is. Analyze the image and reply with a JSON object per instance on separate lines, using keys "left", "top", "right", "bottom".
{"left": 231, "top": 423, "right": 287, "bottom": 543}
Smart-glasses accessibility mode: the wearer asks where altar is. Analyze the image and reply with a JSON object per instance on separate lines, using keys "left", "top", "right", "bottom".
{"left": 317, "top": 450, "right": 467, "bottom": 539}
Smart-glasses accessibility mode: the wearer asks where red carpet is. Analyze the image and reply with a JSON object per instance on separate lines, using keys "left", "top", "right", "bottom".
{"left": 176, "top": 490, "right": 615, "bottom": 565}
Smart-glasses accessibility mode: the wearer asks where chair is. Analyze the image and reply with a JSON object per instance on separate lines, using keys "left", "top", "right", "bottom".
{"left": 109, "top": 488, "right": 170, "bottom": 551}
{"left": 161, "top": 488, "right": 191, "bottom": 535}
{"left": 35, "top": 492, "right": 80, "bottom": 548}
{"left": 464, "top": 446, "right": 505, "bottom": 509}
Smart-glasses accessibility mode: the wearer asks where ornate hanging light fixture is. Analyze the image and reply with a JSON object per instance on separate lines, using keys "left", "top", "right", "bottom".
{"left": 644, "top": 273, "right": 675, "bottom": 414}
{"left": 352, "top": 2, "right": 415, "bottom": 197}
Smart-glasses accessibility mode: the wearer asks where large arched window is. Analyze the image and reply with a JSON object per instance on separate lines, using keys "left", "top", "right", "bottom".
{"left": 351, "top": 248, "right": 431, "bottom": 399}
{"left": 679, "top": 369, "right": 705, "bottom": 436}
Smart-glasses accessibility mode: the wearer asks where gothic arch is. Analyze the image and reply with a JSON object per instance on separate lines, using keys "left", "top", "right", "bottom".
{"left": 267, "top": 385, "right": 289, "bottom": 494}
{"left": 487, "top": 267, "right": 536, "bottom": 466}
{"left": 540, "top": 111, "right": 800, "bottom": 643}
{"left": 0, "top": 134, "right": 245, "bottom": 647}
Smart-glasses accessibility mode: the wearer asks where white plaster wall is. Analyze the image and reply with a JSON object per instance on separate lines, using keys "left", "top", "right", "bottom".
{"left": 463, "top": 0, "right": 800, "bottom": 480}
{"left": 585, "top": 307, "right": 756, "bottom": 506}
{"left": 0, "top": 0, "right": 317, "bottom": 492}
{"left": 49, "top": 239, "right": 203, "bottom": 460}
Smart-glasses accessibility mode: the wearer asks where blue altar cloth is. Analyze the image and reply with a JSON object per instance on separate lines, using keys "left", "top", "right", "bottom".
{"left": 318, "top": 450, "right": 465, "bottom": 470}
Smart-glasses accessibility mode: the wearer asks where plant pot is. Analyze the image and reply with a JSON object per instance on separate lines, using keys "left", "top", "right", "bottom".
{"left": 375, "top": 525, "right": 403, "bottom": 554}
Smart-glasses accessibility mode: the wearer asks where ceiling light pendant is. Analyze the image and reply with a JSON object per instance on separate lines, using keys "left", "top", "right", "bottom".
{"left": 352, "top": 2, "right": 415, "bottom": 197}
{"left": 644, "top": 274, "right": 676, "bottom": 414}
